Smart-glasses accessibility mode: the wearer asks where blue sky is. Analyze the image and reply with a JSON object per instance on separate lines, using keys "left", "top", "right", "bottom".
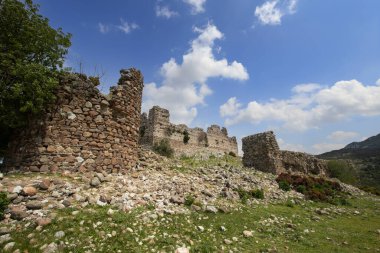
{"left": 35, "top": 0, "right": 380, "bottom": 154}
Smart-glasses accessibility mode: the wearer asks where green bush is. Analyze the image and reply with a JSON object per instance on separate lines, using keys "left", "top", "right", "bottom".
{"left": 228, "top": 151, "right": 236, "bottom": 157}
{"left": 184, "top": 195, "right": 195, "bottom": 207}
{"left": 327, "top": 160, "right": 358, "bottom": 185}
{"left": 276, "top": 173, "right": 346, "bottom": 203}
{"left": 251, "top": 189, "right": 264, "bottom": 199}
{"left": 153, "top": 139, "right": 174, "bottom": 158}
{"left": 278, "top": 180, "right": 291, "bottom": 191}
{"left": 236, "top": 187, "right": 264, "bottom": 203}
{"left": 0, "top": 192, "right": 10, "bottom": 220}
{"left": 183, "top": 130, "right": 190, "bottom": 144}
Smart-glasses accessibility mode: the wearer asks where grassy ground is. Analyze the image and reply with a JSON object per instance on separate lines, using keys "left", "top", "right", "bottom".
{"left": 7, "top": 196, "right": 380, "bottom": 252}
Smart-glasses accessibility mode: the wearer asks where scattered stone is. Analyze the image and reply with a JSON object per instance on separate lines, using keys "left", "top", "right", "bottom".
{"left": 36, "top": 218, "right": 52, "bottom": 227}
{"left": 22, "top": 186, "right": 37, "bottom": 196}
{"left": 197, "top": 226, "right": 205, "bottom": 232}
{"left": 12, "top": 186, "right": 23, "bottom": 194}
{"left": 90, "top": 177, "right": 101, "bottom": 187}
{"left": 175, "top": 247, "right": 190, "bottom": 253}
{"left": 205, "top": 205, "right": 218, "bottom": 214}
{"left": 26, "top": 201, "right": 43, "bottom": 210}
{"left": 0, "top": 234, "right": 12, "bottom": 244}
{"left": 43, "top": 242, "right": 58, "bottom": 253}
{"left": 0, "top": 227, "right": 11, "bottom": 236}
{"left": 6, "top": 193, "right": 18, "bottom": 201}
{"left": 170, "top": 196, "right": 184, "bottom": 205}
{"left": 38, "top": 179, "right": 51, "bottom": 190}
{"left": 220, "top": 226, "right": 227, "bottom": 232}
{"left": 62, "top": 199, "right": 71, "bottom": 207}
{"left": 243, "top": 230, "right": 253, "bottom": 237}
{"left": 224, "top": 239, "right": 232, "bottom": 245}
{"left": 54, "top": 231, "right": 65, "bottom": 239}
{"left": 201, "top": 190, "right": 214, "bottom": 198}
{"left": 10, "top": 208, "right": 27, "bottom": 221}
{"left": 3, "top": 241, "right": 15, "bottom": 252}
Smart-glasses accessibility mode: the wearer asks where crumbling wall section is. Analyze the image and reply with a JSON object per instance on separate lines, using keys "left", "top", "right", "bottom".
{"left": 140, "top": 106, "right": 238, "bottom": 157}
{"left": 3, "top": 68, "right": 144, "bottom": 173}
{"left": 242, "top": 131, "right": 326, "bottom": 175}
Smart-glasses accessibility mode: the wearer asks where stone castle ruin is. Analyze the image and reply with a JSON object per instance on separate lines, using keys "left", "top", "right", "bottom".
{"left": 2, "top": 68, "right": 144, "bottom": 173}
{"left": 140, "top": 106, "right": 238, "bottom": 157}
{"left": 242, "top": 131, "right": 327, "bottom": 175}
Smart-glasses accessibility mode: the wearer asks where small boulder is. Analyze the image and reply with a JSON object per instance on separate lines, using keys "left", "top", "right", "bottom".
{"left": 38, "top": 179, "right": 51, "bottom": 190}
{"left": 54, "top": 231, "right": 65, "bottom": 238}
{"left": 3, "top": 241, "right": 15, "bottom": 252}
{"left": 90, "top": 177, "right": 101, "bottom": 187}
{"left": 36, "top": 218, "right": 52, "bottom": 227}
{"left": 205, "top": 206, "right": 218, "bottom": 214}
{"left": 22, "top": 186, "right": 37, "bottom": 196}
{"left": 10, "top": 208, "right": 27, "bottom": 221}
{"left": 12, "top": 186, "right": 23, "bottom": 194}
{"left": 175, "top": 248, "right": 190, "bottom": 253}
{"left": 26, "top": 201, "right": 43, "bottom": 210}
{"left": 243, "top": 230, "right": 253, "bottom": 237}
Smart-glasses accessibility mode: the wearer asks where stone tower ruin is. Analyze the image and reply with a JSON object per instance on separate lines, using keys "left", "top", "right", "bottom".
{"left": 242, "top": 131, "right": 327, "bottom": 175}
{"left": 2, "top": 68, "right": 144, "bottom": 173}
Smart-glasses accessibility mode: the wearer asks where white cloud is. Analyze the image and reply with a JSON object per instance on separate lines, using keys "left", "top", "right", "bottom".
{"left": 312, "top": 143, "right": 345, "bottom": 154}
{"left": 143, "top": 23, "right": 249, "bottom": 124}
{"left": 156, "top": 5, "right": 179, "bottom": 19}
{"left": 221, "top": 79, "right": 380, "bottom": 131}
{"left": 183, "top": 0, "right": 206, "bottom": 14}
{"left": 376, "top": 78, "right": 380, "bottom": 86}
{"left": 255, "top": 0, "right": 298, "bottom": 25}
{"left": 220, "top": 97, "right": 242, "bottom": 117}
{"left": 278, "top": 138, "right": 305, "bottom": 152}
{"left": 327, "top": 131, "right": 359, "bottom": 142}
{"left": 98, "top": 23, "right": 110, "bottom": 34}
{"left": 292, "top": 83, "right": 322, "bottom": 94}
{"left": 117, "top": 19, "right": 139, "bottom": 34}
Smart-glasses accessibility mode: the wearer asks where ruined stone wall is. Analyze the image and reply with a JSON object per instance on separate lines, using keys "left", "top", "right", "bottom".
{"left": 140, "top": 106, "right": 238, "bottom": 157}
{"left": 242, "top": 131, "right": 327, "bottom": 175}
{"left": 2, "top": 68, "right": 144, "bottom": 173}
{"left": 242, "top": 131, "right": 284, "bottom": 174}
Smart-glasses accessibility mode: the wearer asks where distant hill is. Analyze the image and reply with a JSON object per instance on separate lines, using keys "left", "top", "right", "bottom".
{"left": 318, "top": 134, "right": 380, "bottom": 191}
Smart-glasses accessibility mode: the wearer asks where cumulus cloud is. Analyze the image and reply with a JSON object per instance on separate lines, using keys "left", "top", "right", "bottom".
{"left": 312, "top": 143, "right": 346, "bottom": 154}
{"left": 328, "top": 131, "right": 359, "bottom": 142}
{"left": 220, "top": 97, "right": 242, "bottom": 117}
{"left": 98, "top": 23, "right": 110, "bottom": 34}
{"left": 183, "top": 0, "right": 206, "bottom": 14}
{"left": 117, "top": 19, "right": 139, "bottom": 34}
{"left": 143, "top": 23, "right": 249, "bottom": 124}
{"left": 156, "top": 5, "right": 179, "bottom": 19}
{"left": 277, "top": 138, "right": 305, "bottom": 152}
{"left": 255, "top": 0, "right": 298, "bottom": 25}
{"left": 98, "top": 19, "right": 138, "bottom": 35}
{"left": 221, "top": 79, "right": 380, "bottom": 131}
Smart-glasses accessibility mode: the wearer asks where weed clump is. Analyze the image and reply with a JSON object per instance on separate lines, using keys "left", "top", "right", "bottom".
{"left": 153, "top": 139, "right": 174, "bottom": 158}
{"left": 236, "top": 187, "right": 264, "bottom": 204}
{"left": 184, "top": 195, "right": 195, "bottom": 207}
{"left": 228, "top": 151, "right": 237, "bottom": 157}
{"left": 0, "top": 192, "right": 10, "bottom": 220}
{"left": 276, "top": 173, "right": 347, "bottom": 204}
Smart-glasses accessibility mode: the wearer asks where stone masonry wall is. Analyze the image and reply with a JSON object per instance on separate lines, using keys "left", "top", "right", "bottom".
{"left": 242, "top": 131, "right": 327, "bottom": 175}
{"left": 140, "top": 106, "right": 238, "bottom": 157}
{"left": 2, "top": 68, "right": 144, "bottom": 173}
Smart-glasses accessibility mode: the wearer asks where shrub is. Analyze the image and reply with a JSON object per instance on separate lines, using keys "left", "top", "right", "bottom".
{"left": 327, "top": 160, "right": 358, "bottom": 185}
{"left": 183, "top": 130, "right": 190, "bottom": 144}
{"left": 228, "top": 151, "right": 237, "bottom": 157}
{"left": 0, "top": 192, "right": 10, "bottom": 220}
{"left": 296, "top": 185, "right": 306, "bottom": 194}
{"left": 251, "top": 189, "right": 264, "bottom": 199}
{"left": 184, "top": 195, "right": 195, "bottom": 207}
{"left": 276, "top": 173, "right": 346, "bottom": 203}
{"left": 236, "top": 187, "right": 264, "bottom": 203}
{"left": 153, "top": 139, "right": 174, "bottom": 158}
{"left": 278, "top": 180, "right": 291, "bottom": 191}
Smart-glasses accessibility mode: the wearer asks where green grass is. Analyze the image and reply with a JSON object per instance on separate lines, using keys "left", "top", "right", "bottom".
{"left": 5, "top": 197, "right": 379, "bottom": 252}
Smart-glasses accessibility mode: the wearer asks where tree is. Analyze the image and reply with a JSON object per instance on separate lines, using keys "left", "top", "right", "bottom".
{"left": 0, "top": 0, "right": 71, "bottom": 152}
{"left": 183, "top": 130, "right": 190, "bottom": 144}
